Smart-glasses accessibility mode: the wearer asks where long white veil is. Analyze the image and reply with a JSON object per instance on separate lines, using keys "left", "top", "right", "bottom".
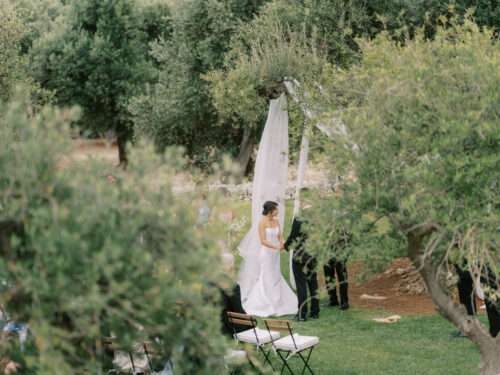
{"left": 238, "top": 94, "right": 290, "bottom": 301}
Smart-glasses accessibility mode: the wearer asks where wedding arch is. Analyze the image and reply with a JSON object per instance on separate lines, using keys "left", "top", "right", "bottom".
{"left": 238, "top": 79, "right": 351, "bottom": 293}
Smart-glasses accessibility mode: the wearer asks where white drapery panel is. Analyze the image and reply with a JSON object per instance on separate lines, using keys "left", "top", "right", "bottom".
{"left": 238, "top": 94, "right": 290, "bottom": 300}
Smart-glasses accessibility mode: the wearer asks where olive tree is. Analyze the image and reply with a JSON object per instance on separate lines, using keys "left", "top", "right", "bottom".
{"left": 129, "top": 0, "right": 268, "bottom": 173}
{"left": 0, "top": 92, "right": 228, "bottom": 374}
{"left": 31, "top": 0, "right": 169, "bottom": 165}
{"left": 309, "top": 19, "right": 499, "bottom": 374}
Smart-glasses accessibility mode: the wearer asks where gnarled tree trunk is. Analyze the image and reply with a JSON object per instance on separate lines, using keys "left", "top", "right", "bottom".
{"left": 406, "top": 227, "right": 500, "bottom": 375}
{"left": 479, "top": 345, "right": 500, "bottom": 375}
{"left": 235, "top": 127, "right": 254, "bottom": 181}
{"left": 116, "top": 132, "right": 128, "bottom": 168}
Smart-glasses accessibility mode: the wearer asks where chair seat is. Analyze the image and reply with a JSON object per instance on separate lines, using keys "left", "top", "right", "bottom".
{"left": 274, "top": 334, "right": 319, "bottom": 352}
{"left": 235, "top": 328, "right": 280, "bottom": 344}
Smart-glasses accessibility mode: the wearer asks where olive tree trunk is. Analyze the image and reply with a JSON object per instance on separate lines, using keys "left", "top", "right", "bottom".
{"left": 235, "top": 127, "right": 254, "bottom": 180}
{"left": 116, "top": 132, "right": 128, "bottom": 167}
{"left": 406, "top": 226, "right": 500, "bottom": 375}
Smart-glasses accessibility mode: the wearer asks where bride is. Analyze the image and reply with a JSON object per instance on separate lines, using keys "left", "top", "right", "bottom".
{"left": 242, "top": 201, "right": 298, "bottom": 317}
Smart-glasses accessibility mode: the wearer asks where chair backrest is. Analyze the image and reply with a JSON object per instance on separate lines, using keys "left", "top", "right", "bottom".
{"left": 227, "top": 311, "right": 257, "bottom": 329}
{"left": 264, "top": 319, "right": 297, "bottom": 348}
{"left": 263, "top": 319, "right": 292, "bottom": 333}
{"left": 227, "top": 311, "right": 263, "bottom": 345}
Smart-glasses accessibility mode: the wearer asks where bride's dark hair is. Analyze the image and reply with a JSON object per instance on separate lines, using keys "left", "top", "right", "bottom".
{"left": 262, "top": 201, "right": 278, "bottom": 216}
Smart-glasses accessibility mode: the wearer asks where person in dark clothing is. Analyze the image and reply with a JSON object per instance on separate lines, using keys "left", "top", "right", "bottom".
{"left": 485, "top": 299, "right": 500, "bottom": 338}
{"left": 324, "top": 230, "right": 351, "bottom": 310}
{"left": 482, "top": 266, "right": 500, "bottom": 338}
{"left": 220, "top": 284, "right": 247, "bottom": 336}
{"left": 284, "top": 217, "right": 319, "bottom": 321}
{"left": 451, "top": 260, "right": 477, "bottom": 338}
{"left": 453, "top": 260, "right": 499, "bottom": 338}
{"left": 455, "top": 264, "right": 477, "bottom": 316}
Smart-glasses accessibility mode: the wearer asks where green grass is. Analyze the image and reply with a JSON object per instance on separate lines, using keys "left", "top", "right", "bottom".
{"left": 256, "top": 306, "right": 481, "bottom": 375}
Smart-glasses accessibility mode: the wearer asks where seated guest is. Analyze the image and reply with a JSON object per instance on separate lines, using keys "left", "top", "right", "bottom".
{"left": 220, "top": 284, "right": 246, "bottom": 336}
{"left": 284, "top": 207, "right": 320, "bottom": 321}
{"left": 324, "top": 229, "right": 351, "bottom": 310}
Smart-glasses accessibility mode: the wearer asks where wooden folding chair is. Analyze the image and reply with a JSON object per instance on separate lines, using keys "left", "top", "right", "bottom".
{"left": 263, "top": 319, "right": 319, "bottom": 375}
{"left": 227, "top": 311, "right": 280, "bottom": 371}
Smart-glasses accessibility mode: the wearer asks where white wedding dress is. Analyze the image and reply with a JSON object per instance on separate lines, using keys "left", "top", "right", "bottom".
{"left": 242, "top": 227, "right": 298, "bottom": 317}
{"left": 238, "top": 94, "right": 297, "bottom": 317}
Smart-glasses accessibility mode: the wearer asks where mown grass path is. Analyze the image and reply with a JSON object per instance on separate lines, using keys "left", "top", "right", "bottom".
{"left": 257, "top": 306, "right": 481, "bottom": 375}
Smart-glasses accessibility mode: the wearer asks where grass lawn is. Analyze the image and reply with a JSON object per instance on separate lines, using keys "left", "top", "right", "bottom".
{"left": 251, "top": 306, "right": 481, "bottom": 375}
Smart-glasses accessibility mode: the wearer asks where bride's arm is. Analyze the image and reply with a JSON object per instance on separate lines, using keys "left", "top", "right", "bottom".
{"left": 259, "top": 221, "right": 279, "bottom": 250}
{"left": 278, "top": 223, "right": 285, "bottom": 250}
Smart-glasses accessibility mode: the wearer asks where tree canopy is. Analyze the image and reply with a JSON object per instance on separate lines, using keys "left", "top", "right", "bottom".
{"left": 308, "top": 18, "right": 500, "bottom": 374}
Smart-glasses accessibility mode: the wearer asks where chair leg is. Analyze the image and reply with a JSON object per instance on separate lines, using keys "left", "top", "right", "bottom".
{"left": 277, "top": 350, "right": 295, "bottom": 375}
{"left": 247, "top": 352, "right": 265, "bottom": 375}
{"left": 143, "top": 344, "right": 154, "bottom": 373}
{"left": 128, "top": 352, "right": 136, "bottom": 374}
{"left": 258, "top": 345, "right": 275, "bottom": 371}
{"left": 298, "top": 347, "right": 315, "bottom": 375}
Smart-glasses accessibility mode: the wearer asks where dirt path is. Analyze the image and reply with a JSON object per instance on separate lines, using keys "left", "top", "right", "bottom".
{"left": 346, "top": 258, "right": 487, "bottom": 316}
{"left": 67, "top": 139, "right": 118, "bottom": 164}
{"left": 348, "top": 260, "right": 437, "bottom": 315}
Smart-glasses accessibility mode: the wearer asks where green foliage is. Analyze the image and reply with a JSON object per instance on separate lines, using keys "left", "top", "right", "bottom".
{"left": 312, "top": 19, "right": 499, "bottom": 290}
{"left": 130, "top": 0, "right": 267, "bottom": 169}
{"left": 207, "top": 24, "right": 323, "bottom": 129}
{"left": 364, "top": 0, "right": 500, "bottom": 38}
{"left": 0, "top": 93, "right": 228, "bottom": 373}
{"left": 228, "top": 0, "right": 365, "bottom": 67}
{"left": 0, "top": 3, "right": 31, "bottom": 103}
{"left": 0, "top": 2, "right": 52, "bottom": 106}
{"left": 0, "top": 2, "right": 27, "bottom": 102}
{"left": 138, "top": 0, "right": 173, "bottom": 43}
{"left": 8, "top": 0, "right": 65, "bottom": 54}
{"left": 31, "top": 0, "right": 162, "bottom": 159}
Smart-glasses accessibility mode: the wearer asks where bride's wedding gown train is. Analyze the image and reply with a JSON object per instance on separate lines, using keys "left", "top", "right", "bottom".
{"left": 242, "top": 227, "right": 298, "bottom": 317}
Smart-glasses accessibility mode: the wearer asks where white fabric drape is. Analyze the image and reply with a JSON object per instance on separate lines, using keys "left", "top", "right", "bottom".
{"left": 238, "top": 94, "right": 290, "bottom": 301}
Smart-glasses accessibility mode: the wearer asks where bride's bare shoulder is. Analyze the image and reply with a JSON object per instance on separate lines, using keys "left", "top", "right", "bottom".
{"left": 259, "top": 217, "right": 268, "bottom": 228}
